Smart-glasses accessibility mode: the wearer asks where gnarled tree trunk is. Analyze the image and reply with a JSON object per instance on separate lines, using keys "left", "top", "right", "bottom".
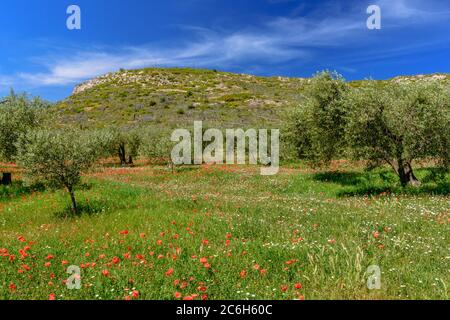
{"left": 391, "top": 159, "right": 421, "bottom": 187}
{"left": 118, "top": 143, "right": 127, "bottom": 166}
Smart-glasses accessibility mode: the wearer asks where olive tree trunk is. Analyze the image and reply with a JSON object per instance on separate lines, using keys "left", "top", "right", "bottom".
{"left": 67, "top": 186, "right": 78, "bottom": 214}
{"left": 118, "top": 143, "right": 127, "bottom": 166}
{"left": 391, "top": 159, "right": 421, "bottom": 187}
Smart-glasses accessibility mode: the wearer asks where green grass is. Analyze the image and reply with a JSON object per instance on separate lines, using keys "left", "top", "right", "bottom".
{"left": 0, "top": 164, "right": 448, "bottom": 300}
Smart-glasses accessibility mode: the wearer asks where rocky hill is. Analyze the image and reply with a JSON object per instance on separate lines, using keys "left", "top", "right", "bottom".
{"left": 55, "top": 68, "right": 450, "bottom": 130}
{"left": 56, "top": 68, "right": 308, "bottom": 130}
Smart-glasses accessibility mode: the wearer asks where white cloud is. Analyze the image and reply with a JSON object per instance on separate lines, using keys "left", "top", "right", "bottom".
{"left": 2, "top": 0, "right": 448, "bottom": 89}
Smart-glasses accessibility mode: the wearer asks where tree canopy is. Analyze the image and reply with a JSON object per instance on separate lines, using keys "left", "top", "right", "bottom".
{"left": 288, "top": 72, "right": 450, "bottom": 186}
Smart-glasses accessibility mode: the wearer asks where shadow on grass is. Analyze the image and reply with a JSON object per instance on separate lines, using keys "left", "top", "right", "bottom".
{"left": 0, "top": 181, "right": 46, "bottom": 201}
{"left": 313, "top": 168, "right": 449, "bottom": 197}
{"left": 54, "top": 199, "right": 114, "bottom": 218}
{"left": 54, "top": 182, "right": 145, "bottom": 219}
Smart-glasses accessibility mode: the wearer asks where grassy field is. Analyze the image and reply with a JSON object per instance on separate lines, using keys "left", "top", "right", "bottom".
{"left": 0, "top": 162, "right": 449, "bottom": 300}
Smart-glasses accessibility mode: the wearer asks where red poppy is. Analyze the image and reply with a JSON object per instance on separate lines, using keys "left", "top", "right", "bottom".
{"left": 132, "top": 290, "right": 139, "bottom": 298}
{"left": 119, "top": 230, "right": 129, "bottom": 235}
{"left": 112, "top": 256, "right": 120, "bottom": 264}
{"left": 281, "top": 285, "right": 288, "bottom": 292}
{"left": 174, "top": 292, "right": 182, "bottom": 299}
{"left": 9, "top": 283, "right": 16, "bottom": 291}
{"left": 294, "top": 283, "right": 302, "bottom": 290}
{"left": 200, "top": 257, "right": 208, "bottom": 264}
{"left": 183, "top": 296, "right": 194, "bottom": 300}
{"left": 102, "top": 269, "right": 110, "bottom": 277}
{"left": 240, "top": 270, "right": 247, "bottom": 278}
{"left": 44, "top": 262, "right": 51, "bottom": 268}
{"left": 48, "top": 293, "right": 56, "bottom": 300}
{"left": 19, "top": 249, "right": 28, "bottom": 259}
{"left": 202, "top": 239, "right": 209, "bottom": 245}
{"left": 165, "top": 268, "right": 174, "bottom": 277}
{"left": 123, "top": 252, "right": 131, "bottom": 259}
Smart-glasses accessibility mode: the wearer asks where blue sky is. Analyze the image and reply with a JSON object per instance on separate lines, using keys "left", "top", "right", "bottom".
{"left": 1, "top": 0, "right": 449, "bottom": 101}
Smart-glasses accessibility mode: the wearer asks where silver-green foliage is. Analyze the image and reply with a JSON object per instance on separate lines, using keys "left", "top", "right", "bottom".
{"left": 16, "top": 129, "right": 100, "bottom": 212}
{"left": 289, "top": 71, "right": 450, "bottom": 186}
{"left": 0, "top": 92, "right": 46, "bottom": 162}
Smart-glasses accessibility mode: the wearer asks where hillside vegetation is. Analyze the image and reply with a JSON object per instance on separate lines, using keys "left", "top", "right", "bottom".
{"left": 55, "top": 68, "right": 450, "bottom": 131}
{"left": 56, "top": 68, "right": 308, "bottom": 130}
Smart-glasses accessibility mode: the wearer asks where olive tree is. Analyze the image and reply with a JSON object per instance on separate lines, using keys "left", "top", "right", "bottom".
{"left": 97, "top": 128, "right": 142, "bottom": 166}
{"left": 344, "top": 81, "right": 449, "bottom": 186}
{"left": 139, "top": 128, "right": 175, "bottom": 170}
{"left": 287, "top": 72, "right": 349, "bottom": 164}
{"left": 289, "top": 71, "right": 450, "bottom": 187}
{"left": 16, "top": 129, "right": 99, "bottom": 213}
{"left": 0, "top": 92, "right": 46, "bottom": 184}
